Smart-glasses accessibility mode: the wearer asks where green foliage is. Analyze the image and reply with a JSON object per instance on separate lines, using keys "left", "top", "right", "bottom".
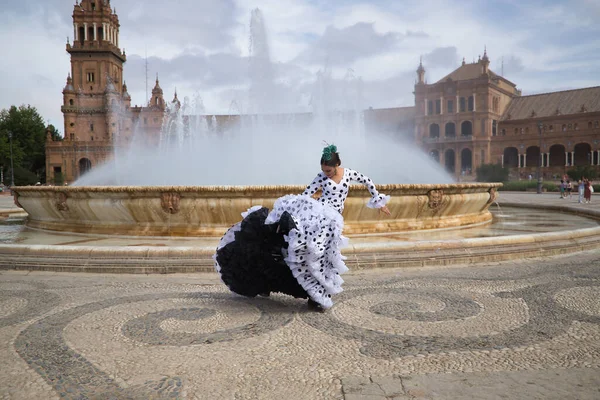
{"left": 0, "top": 105, "right": 54, "bottom": 184}
{"left": 53, "top": 172, "right": 65, "bottom": 186}
{"left": 47, "top": 124, "right": 63, "bottom": 141}
{"left": 567, "top": 165, "right": 598, "bottom": 181}
{"left": 476, "top": 163, "right": 509, "bottom": 183}
{"left": 499, "top": 181, "right": 558, "bottom": 192}
{"left": 13, "top": 166, "right": 39, "bottom": 186}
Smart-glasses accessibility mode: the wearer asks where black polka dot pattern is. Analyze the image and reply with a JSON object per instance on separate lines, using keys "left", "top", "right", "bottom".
{"left": 302, "top": 168, "right": 390, "bottom": 213}
{"left": 263, "top": 194, "right": 349, "bottom": 308}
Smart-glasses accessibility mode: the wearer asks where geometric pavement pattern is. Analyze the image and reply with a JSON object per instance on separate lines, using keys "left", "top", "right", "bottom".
{"left": 1, "top": 252, "right": 600, "bottom": 399}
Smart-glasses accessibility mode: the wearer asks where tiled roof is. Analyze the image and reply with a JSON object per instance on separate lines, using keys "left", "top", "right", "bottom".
{"left": 437, "top": 63, "right": 494, "bottom": 82}
{"left": 436, "top": 62, "right": 516, "bottom": 87}
{"left": 501, "top": 87, "right": 600, "bottom": 121}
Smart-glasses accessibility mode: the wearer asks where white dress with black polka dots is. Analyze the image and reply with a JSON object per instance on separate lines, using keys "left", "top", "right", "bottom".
{"left": 262, "top": 168, "right": 390, "bottom": 308}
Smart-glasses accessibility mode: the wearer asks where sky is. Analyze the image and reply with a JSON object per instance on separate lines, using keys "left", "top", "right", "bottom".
{"left": 1, "top": 0, "right": 599, "bottom": 134}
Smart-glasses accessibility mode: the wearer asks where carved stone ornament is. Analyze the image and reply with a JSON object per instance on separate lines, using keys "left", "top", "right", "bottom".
{"left": 13, "top": 193, "right": 23, "bottom": 209}
{"left": 161, "top": 192, "right": 180, "bottom": 214}
{"left": 55, "top": 192, "right": 69, "bottom": 212}
{"left": 427, "top": 189, "right": 445, "bottom": 211}
{"left": 487, "top": 188, "right": 498, "bottom": 205}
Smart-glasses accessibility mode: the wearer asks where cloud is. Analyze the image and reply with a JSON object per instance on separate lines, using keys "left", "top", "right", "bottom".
{"left": 295, "top": 22, "right": 403, "bottom": 66}
{"left": 423, "top": 47, "right": 459, "bottom": 69}
{"left": 0, "top": 0, "right": 599, "bottom": 132}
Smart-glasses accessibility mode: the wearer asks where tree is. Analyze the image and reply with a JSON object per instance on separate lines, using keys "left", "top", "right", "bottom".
{"left": 0, "top": 105, "right": 52, "bottom": 185}
{"left": 47, "top": 124, "right": 63, "bottom": 142}
{"left": 567, "top": 165, "right": 597, "bottom": 181}
{"left": 476, "top": 163, "right": 509, "bottom": 182}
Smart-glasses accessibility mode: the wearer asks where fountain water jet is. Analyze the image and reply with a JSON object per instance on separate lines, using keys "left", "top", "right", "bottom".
{"left": 12, "top": 8, "right": 497, "bottom": 242}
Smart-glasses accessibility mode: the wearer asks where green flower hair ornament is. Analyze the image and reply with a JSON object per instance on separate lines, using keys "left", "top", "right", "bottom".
{"left": 322, "top": 144, "right": 338, "bottom": 161}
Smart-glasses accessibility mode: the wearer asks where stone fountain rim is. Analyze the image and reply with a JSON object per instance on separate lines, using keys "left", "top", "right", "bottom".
{"left": 13, "top": 182, "right": 502, "bottom": 194}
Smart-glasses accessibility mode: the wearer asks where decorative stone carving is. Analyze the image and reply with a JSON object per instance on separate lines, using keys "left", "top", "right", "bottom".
{"left": 13, "top": 193, "right": 22, "bottom": 209}
{"left": 55, "top": 192, "right": 69, "bottom": 212}
{"left": 487, "top": 188, "right": 498, "bottom": 205}
{"left": 161, "top": 192, "right": 180, "bottom": 214}
{"left": 427, "top": 189, "right": 445, "bottom": 211}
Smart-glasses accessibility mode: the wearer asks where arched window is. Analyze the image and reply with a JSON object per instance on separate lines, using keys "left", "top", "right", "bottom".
{"left": 78, "top": 158, "right": 92, "bottom": 175}
{"left": 514, "top": 128, "right": 518, "bottom": 135}
{"left": 595, "top": 121, "right": 599, "bottom": 128}
{"left": 589, "top": 121, "right": 593, "bottom": 129}
{"left": 461, "top": 121, "right": 472, "bottom": 136}
{"left": 562, "top": 124, "right": 567, "bottom": 131}
{"left": 549, "top": 125, "right": 554, "bottom": 132}
{"left": 574, "top": 123, "right": 579, "bottom": 130}
{"left": 69, "top": 99, "right": 74, "bottom": 106}
{"left": 525, "top": 127, "right": 529, "bottom": 134}
{"left": 445, "top": 122, "right": 456, "bottom": 137}
{"left": 429, "top": 150, "right": 440, "bottom": 163}
{"left": 429, "top": 123, "right": 440, "bottom": 138}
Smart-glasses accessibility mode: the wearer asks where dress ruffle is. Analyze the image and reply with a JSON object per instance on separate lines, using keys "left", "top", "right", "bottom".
{"left": 214, "top": 207, "right": 308, "bottom": 299}
{"left": 265, "top": 195, "right": 349, "bottom": 309}
{"left": 366, "top": 194, "right": 391, "bottom": 209}
{"left": 214, "top": 195, "right": 350, "bottom": 309}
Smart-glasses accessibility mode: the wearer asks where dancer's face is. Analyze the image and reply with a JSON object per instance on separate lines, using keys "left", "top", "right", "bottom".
{"left": 321, "top": 164, "right": 336, "bottom": 178}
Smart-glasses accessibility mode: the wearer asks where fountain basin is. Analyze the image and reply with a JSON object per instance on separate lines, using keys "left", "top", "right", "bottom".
{"left": 12, "top": 183, "right": 501, "bottom": 237}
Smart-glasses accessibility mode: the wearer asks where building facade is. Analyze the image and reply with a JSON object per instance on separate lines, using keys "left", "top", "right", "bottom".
{"left": 45, "top": 0, "right": 165, "bottom": 184}
{"left": 412, "top": 52, "right": 600, "bottom": 180}
{"left": 46, "top": 1, "right": 600, "bottom": 184}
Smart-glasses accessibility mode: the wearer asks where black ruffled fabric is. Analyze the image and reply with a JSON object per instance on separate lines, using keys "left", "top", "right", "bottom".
{"left": 215, "top": 207, "right": 309, "bottom": 299}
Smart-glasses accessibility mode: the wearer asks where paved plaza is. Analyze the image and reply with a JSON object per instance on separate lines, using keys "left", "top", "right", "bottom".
{"left": 1, "top": 252, "right": 600, "bottom": 399}
{"left": 1, "top": 191, "right": 600, "bottom": 399}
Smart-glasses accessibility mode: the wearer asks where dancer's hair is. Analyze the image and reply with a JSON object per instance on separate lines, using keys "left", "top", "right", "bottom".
{"left": 320, "top": 144, "right": 341, "bottom": 167}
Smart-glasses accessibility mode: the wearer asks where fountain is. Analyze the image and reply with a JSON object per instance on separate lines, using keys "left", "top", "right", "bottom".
{"left": 5, "top": 9, "right": 514, "bottom": 272}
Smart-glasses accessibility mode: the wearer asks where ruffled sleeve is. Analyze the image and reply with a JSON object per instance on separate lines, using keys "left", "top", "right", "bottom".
{"left": 346, "top": 168, "right": 390, "bottom": 209}
{"left": 302, "top": 173, "right": 323, "bottom": 196}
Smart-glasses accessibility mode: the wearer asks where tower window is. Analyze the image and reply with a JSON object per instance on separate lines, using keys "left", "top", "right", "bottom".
{"left": 86, "top": 72, "right": 95, "bottom": 83}
{"left": 90, "top": 123, "right": 94, "bottom": 131}
{"left": 69, "top": 99, "right": 74, "bottom": 106}
{"left": 91, "top": 2, "right": 96, "bottom": 10}
{"left": 70, "top": 133, "right": 75, "bottom": 141}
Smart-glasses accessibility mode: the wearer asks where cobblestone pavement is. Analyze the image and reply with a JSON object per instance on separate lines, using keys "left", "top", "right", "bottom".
{"left": 1, "top": 250, "right": 600, "bottom": 399}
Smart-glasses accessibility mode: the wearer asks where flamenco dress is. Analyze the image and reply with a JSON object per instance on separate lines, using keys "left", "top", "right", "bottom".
{"left": 214, "top": 168, "right": 390, "bottom": 309}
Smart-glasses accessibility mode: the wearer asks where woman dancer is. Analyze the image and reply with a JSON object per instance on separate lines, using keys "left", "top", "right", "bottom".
{"left": 214, "top": 144, "right": 391, "bottom": 311}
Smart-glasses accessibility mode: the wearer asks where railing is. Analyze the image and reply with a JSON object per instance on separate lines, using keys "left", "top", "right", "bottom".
{"left": 423, "top": 135, "right": 473, "bottom": 143}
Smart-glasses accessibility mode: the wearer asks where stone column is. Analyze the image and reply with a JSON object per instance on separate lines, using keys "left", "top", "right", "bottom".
{"left": 424, "top": 99, "right": 428, "bottom": 116}
{"left": 102, "top": 23, "right": 106, "bottom": 40}
{"left": 546, "top": 153, "right": 550, "bottom": 167}
{"left": 440, "top": 96, "right": 443, "bottom": 114}
{"left": 501, "top": 154, "right": 504, "bottom": 168}
{"left": 565, "top": 152, "right": 568, "bottom": 166}
{"left": 473, "top": 93, "right": 476, "bottom": 111}
{"left": 74, "top": 23, "right": 78, "bottom": 41}
{"left": 456, "top": 95, "right": 459, "bottom": 112}
{"left": 571, "top": 151, "right": 575, "bottom": 166}
{"left": 93, "top": 23, "right": 97, "bottom": 41}
{"left": 83, "top": 23, "right": 88, "bottom": 41}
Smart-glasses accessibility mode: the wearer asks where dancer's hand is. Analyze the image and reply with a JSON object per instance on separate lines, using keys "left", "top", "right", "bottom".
{"left": 379, "top": 205, "right": 391, "bottom": 216}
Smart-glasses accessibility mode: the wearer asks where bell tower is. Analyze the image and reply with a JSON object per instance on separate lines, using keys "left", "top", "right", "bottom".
{"left": 68, "top": 0, "right": 126, "bottom": 95}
